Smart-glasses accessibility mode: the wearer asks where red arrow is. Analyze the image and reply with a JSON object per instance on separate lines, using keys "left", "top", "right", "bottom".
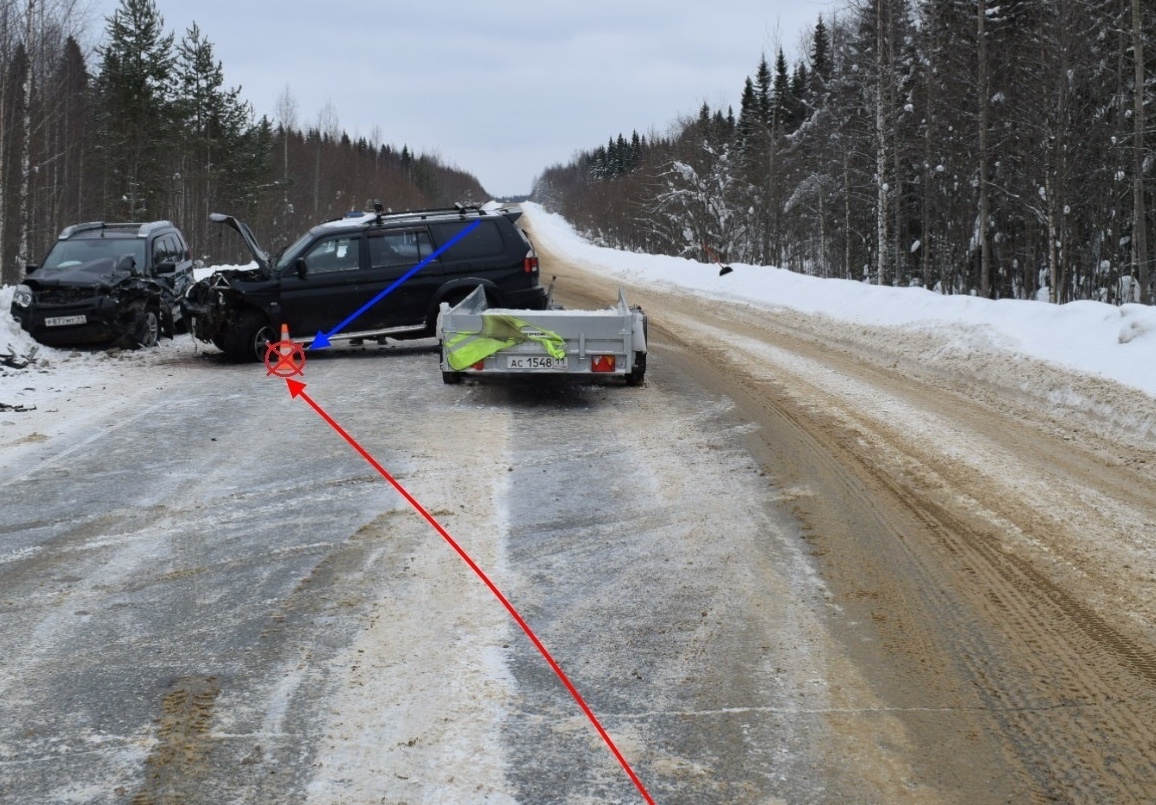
{"left": 284, "top": 378, "right": 656, "bottom": 804}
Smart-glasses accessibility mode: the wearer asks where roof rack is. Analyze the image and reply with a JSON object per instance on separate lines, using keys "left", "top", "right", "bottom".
{"left": 57, "top": 220, "right": 174, "bottom": 239}
{"left": 320, "top": 202, "right": 514, "bottom": 230}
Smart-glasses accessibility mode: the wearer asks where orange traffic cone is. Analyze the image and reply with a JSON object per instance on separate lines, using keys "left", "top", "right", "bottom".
{"left": 278, "top": 323, "right": 291, "bottom": 354}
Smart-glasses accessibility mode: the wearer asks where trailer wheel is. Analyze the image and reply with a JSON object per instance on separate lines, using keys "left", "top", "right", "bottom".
{"left": 442, "top": 371, "right": 463, "bottom": 385}
{"left": 626, "top": 352, "right": 646, "bottom": 386}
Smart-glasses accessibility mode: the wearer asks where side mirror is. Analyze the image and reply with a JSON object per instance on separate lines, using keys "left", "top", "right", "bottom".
{"left": 24, "top": 263, "right": 38, "bottom": 274}
{"left": 296, "top": 258, "right": 308, "bottom": 280}
{"left": 156, "top": 261, "right": 177, "bottom": 275}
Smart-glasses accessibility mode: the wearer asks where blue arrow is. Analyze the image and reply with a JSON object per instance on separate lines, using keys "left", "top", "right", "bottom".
{"left": 310, "top": 219, "right": 482, "bottom": 349}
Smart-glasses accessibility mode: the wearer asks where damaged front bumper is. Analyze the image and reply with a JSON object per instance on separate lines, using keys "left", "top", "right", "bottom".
{"left": 13, "top": 280, "right": 176, "bottom": 347}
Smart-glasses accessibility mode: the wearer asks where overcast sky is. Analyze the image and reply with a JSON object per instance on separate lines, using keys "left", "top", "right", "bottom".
{"left": 85, "top": 1, "right": 836, "bottom": 198}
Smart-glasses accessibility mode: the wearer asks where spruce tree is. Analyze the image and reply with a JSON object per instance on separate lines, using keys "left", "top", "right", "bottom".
{"left": 175, "top": 23, "right": 254, "bottom": 242}
{"left": 95, "top": 0, "right": 176, "bottom": 219}
{"left": 755, "top": 55, "right": 772, "bottom": 129}
{"left": 812, "top": 16, "right": 832, "bottom": 86}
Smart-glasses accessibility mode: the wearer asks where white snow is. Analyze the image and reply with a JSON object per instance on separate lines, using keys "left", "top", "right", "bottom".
{"left": 522, "top": 202, "right": 1156, "bottom": 399}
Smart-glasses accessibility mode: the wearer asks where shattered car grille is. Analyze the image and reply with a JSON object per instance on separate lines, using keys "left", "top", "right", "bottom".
{"left": 36, "top": 287, "right": 98, "bottom": 304}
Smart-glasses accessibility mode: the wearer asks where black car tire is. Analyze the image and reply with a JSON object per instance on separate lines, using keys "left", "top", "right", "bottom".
{"left": 131, "top": 307, "right": 160, "bottom": 349}
{"left": 442, "top": 370, "right": 463, "bottom": 385}
{"left": 425, "top": 286, "right": 488, "bottom": 335}
{"left": 221, "top": 309, "right": 275, "bottom": 363}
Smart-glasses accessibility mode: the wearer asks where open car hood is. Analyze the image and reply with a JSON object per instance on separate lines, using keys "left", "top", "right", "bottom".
{"left": 209, "top": 213, "right": 269, "bottom": 272}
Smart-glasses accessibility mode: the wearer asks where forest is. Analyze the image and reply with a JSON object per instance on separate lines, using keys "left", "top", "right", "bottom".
{"left": 533, "top": 0, "right": 1155, "bottom": 305}
{"left": 0, "top": 0, "right": 486, "bottom": 285}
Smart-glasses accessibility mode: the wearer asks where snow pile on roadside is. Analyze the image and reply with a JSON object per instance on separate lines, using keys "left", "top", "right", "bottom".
{"left": 523, "top": 203, "right": 1156, "bottom": 400}
{"left": 0, "top": 286, "right": 42, "bottom": 365}
{"left": 0, "top": 284, "right": 208, "bottom": 453}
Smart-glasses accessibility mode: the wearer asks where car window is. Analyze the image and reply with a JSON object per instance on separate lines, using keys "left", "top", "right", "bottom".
{"left": 368, "top": 229, "right": 432, "bottom": 268}
{"left": 158, "top": 234, "right": 181, "bottom": 264}
{"left": 41, "top": 238, "right": 147, "bottom": 271}
{"left": 303, "top": 235, "right": 361, "bottom": 274}
{"left": 152, "top": 237, "right": 166, "bottom": 266}
{"left": 173, "top": 233, "right": 189, "bottom": 261}
{"left": 431, "top": 221, "right": 505, "bottom": 259}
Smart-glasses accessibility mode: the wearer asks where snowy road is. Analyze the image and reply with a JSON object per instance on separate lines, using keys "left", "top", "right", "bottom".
{"left": 535, "top": 214, "right": 1156, "bottom": 804}
{"left": 1, "top": 332, "right": 868, "bottom": 803}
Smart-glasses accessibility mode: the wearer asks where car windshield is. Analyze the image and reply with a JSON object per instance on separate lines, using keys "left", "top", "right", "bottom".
{"left": 41, "top": 238, "right": 147, "bottom": 271}
{"left": 273, "top": 231, "right": 316, "bottom": 274}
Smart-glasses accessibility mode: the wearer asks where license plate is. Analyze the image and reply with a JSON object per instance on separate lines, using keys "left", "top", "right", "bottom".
{"left": 45, "top": 315, "right": 87, "bottom": 327}
{"left": 506, "top": 355, "right": 567, "bottom": 370}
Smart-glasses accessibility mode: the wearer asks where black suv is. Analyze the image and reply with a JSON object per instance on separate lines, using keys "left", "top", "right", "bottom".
{"left": 184, "top": 203, "right": 548, "bottom": 362}
{"left": 10, "top": 221, "right": 195, "bottom": 348}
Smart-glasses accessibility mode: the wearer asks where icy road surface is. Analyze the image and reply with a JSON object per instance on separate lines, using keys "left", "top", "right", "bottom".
{"left": 0, "top": 335, "right": 868, "bottom": 803}
{"left": 531, "top": 213, "right": 1156, "bottom": 804}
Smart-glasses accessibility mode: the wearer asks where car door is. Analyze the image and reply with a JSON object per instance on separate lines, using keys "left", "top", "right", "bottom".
{"left": 277, "top": 234, "right": 365, "bottom": 335}
{"left": 358, "top": 227, "right": 437, "bottom": 329}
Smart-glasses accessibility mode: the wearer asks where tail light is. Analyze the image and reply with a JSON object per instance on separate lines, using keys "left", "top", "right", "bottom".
{"left": 591, "top": 355, "right": 616, "bottom": 373}
{"left": 471, "top": 360, "right": 486, "bottom": 371}
{"left": 523, "top": 255, "right": 539, "bottom": 273}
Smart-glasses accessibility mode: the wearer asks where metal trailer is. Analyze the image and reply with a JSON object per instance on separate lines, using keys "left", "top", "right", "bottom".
{"left": 436, "top": 285, "right": 647, "bottom": 385}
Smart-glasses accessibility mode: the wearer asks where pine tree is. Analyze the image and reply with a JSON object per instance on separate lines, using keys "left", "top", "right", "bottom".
{"left": 812, "top": 15, "right": 832, "bottom": 86}
{"left": 174, "top": 23, "right": 254, "bottom": 244}
{"left": 736, "top": 77, "right": 759, "bottom": 149}
{"left": 95, "top": 0, "right": 176, "bottom": 219}
{"left": 790, "top": 62, "right": 809, "bottom": 126}
{"left": 50, "top": 36, "right": 92, "bottom": 228}
{"left": 755, "top": 55, "right": 772, "bottom": 129}
{"left": 773, "top": 49, "right": 791, "bottom": 132}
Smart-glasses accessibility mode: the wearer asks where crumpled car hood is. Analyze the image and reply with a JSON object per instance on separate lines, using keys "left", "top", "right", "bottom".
{"left": 26, "top": 258, "right": 127, "bottom": 289}
{"left": 204, "top": 265, "right": 270, "bottom": 286}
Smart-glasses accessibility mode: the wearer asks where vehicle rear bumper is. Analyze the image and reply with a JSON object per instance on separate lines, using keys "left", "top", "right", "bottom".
{"left": 503, "top": 285, "right": 549, "bottom": 310}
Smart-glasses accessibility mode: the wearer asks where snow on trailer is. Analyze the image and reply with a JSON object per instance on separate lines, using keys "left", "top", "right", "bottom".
{"left": 436, "top": 284, "right": 647, "bottom": 386}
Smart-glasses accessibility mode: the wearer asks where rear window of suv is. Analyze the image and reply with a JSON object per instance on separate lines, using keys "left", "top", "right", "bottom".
{"left": 431, "top": 220, "right": 506, "bottom": 259}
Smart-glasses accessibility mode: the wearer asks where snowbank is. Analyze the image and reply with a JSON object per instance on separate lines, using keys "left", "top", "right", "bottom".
{"left": 524, "top": 203, "right": 1156, "bottom": 399}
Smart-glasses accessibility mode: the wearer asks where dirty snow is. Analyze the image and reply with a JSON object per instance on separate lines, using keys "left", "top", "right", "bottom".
{"left": 523, "top": 203, "right": 1156, "bottom": 400}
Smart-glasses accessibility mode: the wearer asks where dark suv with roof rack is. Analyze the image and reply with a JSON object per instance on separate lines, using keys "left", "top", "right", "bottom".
{"left": 10, "top": 220, "right": 195, "bottom": 348}
{"left": 183, "top": 202, "right": 548, "bottom": 362}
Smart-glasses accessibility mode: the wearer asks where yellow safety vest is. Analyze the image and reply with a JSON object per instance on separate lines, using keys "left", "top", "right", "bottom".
{"left": 445, "top": 314, "right": 566, "bottom": 370}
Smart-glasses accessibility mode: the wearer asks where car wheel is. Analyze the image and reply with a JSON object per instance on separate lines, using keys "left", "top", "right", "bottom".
{"left": 442, "top": 371, "right": 463, "bottom": 385}
{"left": 222, "top": 309, "right": 275, "bottom": 363}
{"left": 133, "top": 308, "right": 160, "bottom": 348}
{"left": 425, "top": 287, "right": 483, "bottom": 334}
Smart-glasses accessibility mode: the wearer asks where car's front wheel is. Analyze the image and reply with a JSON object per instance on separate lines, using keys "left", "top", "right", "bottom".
{"left": 221, "top": 309, "right": 276, "bottom": 363}
{"left": 128, "top": 307, "right": 160, "bottom": 349}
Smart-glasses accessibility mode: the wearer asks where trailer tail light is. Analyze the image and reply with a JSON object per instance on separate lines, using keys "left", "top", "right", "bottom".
{"left": 471, "top": 360, "right": 486, "bottom": 371}
{"left": 591, "top": 355, "right": 616, "bottom": 373}
{"left": 523, "top": 255, "right": 539, "bottom": 273}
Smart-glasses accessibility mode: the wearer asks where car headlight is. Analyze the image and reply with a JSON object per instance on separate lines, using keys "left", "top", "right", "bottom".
{"left": 12, "top": 284, "right": 33, "bottom": 308}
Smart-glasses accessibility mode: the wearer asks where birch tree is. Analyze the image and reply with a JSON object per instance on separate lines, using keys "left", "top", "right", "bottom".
{"left": 1131, "top": 0, "right": 1149, "bottom": 303}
